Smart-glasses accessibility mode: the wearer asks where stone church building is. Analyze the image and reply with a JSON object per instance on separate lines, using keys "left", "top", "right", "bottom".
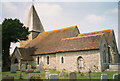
{"left": 11, "top": 5, "right": 120, "bottom": 72}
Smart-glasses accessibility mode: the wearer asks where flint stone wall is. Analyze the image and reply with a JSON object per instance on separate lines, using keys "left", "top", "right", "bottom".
{"left": 56, "top": 50, "right": 101, "bottom": 72}
{"left": 34, "top": 50, "right": 101, "bottom": 72}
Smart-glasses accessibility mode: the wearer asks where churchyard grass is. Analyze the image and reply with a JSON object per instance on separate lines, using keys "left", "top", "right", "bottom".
{"left": 2, "top": 70, "right": 118, "bottom": 79}
{"left": 0, "top": 73, "right": 2, "bottom": 80}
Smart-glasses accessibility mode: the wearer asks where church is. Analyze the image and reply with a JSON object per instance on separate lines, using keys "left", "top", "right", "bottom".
{"left": 11, "top": 5, "right": 120, "bottom": 72}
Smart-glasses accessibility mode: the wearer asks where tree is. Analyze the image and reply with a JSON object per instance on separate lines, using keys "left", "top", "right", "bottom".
{"left": 2, "top": 18, "right": 30, "bottom": 71}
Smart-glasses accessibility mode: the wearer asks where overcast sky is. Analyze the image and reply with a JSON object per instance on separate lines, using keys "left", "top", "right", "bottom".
{"left": 1, "top": 1, "right": 119, "bottom": 53}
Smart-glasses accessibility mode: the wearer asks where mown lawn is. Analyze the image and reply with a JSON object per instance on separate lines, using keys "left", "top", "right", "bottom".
{"left": 2, "top": 69, "right": 118, "bottom": 79}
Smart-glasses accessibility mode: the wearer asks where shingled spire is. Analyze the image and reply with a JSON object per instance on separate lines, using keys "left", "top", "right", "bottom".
{"left": 25, "top": 5, "right": 45, "bottom": 40}
{"left": 26, "top": 5, "right": 44, "bottom": 33}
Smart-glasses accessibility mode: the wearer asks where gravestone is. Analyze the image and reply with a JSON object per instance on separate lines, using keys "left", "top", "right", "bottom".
{"left": 15, "top": 64, "right": 19, "bottom": 70}
{"left": 27, "top": 65, "right": 31, "bottom": 70}
{"left": 109, "top": 64, "right": 120, "bottom": 71}
{"left": 21, "top": 64, "right": 26, "bottom": 72}
{"left": 101, "top": 74, "right": 108, "bottom": 81}
{"left": 2, "top": 75, "right": 14, "bottom": 81}
{"left": 69, "top": 72, "right": 77, "bottom": 79}
{"left": 36, "top": 66, "right": 40, "bottom": 72}
{"left": 59, "top": 71, "right": 64, "bottom": 77}
{"left": 46, "top": 72, "right": 50, "bottom": 79}
{"left": 49, "top": 74, "right": 58, "bottom": 81}
{"left": 10, "top": 64, "right": 16, "bottom": 73}
{"left": 113, "top": 74, "right": 118, "bottom": 79}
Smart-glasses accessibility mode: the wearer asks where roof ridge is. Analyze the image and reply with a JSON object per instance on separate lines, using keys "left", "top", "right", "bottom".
{"left": 77, "top": 29, "right": 113, "bottom": 37}
{"left": 35, "top": 25, "right": 77, "bottom": 39}
{"left": 62, "top": 33, "right": 104, "bottom": 40}
{"left": 43, "top": 25, "right": 77, "bottom": 33}
{"left": 24, "top": 25, "right": 78, "bottom": 47}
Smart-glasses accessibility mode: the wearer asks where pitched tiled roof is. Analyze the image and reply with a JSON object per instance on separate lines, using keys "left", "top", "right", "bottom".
{"left": 18, "top": 48, "right": 34, "bottom": 61}
{"left": 21, "top": 27, "right": 113, "bottom": 55}
{"left": 24, "top": 26, "right": 80, "bottom": 55}
{"left": 57, "top": 34, "right": 104, "bottom": 52}
{"left": 77, "top": 29, "right": 113, "bottom": 44}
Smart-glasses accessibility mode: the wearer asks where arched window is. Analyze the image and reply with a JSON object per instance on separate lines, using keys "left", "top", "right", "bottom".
{"left": 61, "top": 57, "right": 64, "bottom": 63}
{"left": 47, "top": 56, "right": 49, "bottom": 65}
{"left": 77, "top": 56, "right": 84, "bottom": 72}
{"left": 37, "top": 57, "right": 39, "bottom": 64}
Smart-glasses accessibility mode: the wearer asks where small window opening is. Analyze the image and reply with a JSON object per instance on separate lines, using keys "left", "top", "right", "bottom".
{"left": 47, "top": 56, "right": 49, "bottom": 65}
{"left": 61, "top": 57, "right": 64, "bottom": 63}
{"left": 37, "top": 57, "right": 39, "bottom": 64}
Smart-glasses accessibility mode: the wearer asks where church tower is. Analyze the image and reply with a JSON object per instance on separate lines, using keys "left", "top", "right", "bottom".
{"left": 20, "top": 5, "right": 45, "bottom": 47}
{"left": 27, "top": 5, "right": 45, "bottom": 40}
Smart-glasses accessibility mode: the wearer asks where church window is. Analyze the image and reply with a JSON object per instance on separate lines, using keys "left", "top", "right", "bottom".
{"left": 77, "top": 56, "right": 84, "bottom": 72}
{"left": 37, "top": 57, "right": 39, "bottom": 64}
{"left": 78, "top": 57, "right": 84, "bottom": 68}
{"left": 61, "top": 57, "right": 64, "bottom": 63}
{"left": 47, "top": 56, "right": 49, "bottom": 65}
